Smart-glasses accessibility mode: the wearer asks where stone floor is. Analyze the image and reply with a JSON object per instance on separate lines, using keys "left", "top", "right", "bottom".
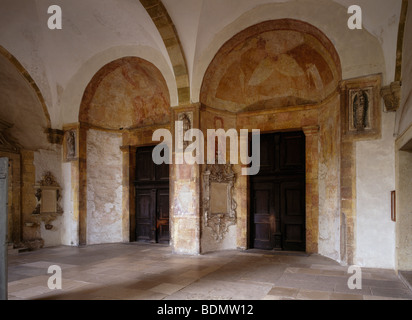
{"left": 6, "top": 243, "right": 412, "bottom": 300}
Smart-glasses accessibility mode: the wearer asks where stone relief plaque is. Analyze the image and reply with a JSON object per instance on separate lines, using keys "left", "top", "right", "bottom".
{"left": 202, "top": 164, "right": 237, "bottom": 242}
{"left": 341, "top": 75, "right": 381, "bottom": 139}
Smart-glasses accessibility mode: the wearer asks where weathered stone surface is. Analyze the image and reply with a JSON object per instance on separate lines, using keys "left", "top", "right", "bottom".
{"left": 87, "top": 129, "right": 123, "bottom": 244}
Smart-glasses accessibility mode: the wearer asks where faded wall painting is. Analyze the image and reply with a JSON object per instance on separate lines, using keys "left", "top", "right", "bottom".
{"left": 201, "top": 20, "right": 341, "bottom": 113}
{"left": 80, "top": 57, "right": 170, "bottom": 130}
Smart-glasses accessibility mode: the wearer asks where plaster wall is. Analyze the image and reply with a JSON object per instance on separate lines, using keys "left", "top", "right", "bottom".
{"left": 356, "top": 112, "right": 396, "bottom": 269}
{"left": 61, "top": 161, "right": 77, "bottom": 246}
{"left": 86, "top": 129, "right": 123, "bottom": 245}
{"left": 33, "top": 148, "right": 63, "bottom": 247}
{"left": 318, "top": 95, "right": 341, "bottom": 262}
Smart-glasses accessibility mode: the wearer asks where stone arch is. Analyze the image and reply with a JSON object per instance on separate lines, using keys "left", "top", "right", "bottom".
{"left": 60, "top": 45, "right": 177, "bottom": 126}
{"left": 75, "top": 56, "right": 172, "bottom": 246}
{"left": 139, "top": 0, "right": 190, "bottom": 105}
{"left": 0, "top": 46, "right": 51, "bottom": 150}
{"left": 0, "top": 46, "right": 51, "bottom": 128}
{"left": 200, "top": 19, "right": 342, "bottom": 112}
{"left": 198, "top": 19, "right": 343, "bottom": 259}
{"left": 79, "top": 56, "right": 171, "bottom": 129}
{"left": 0, "top": 46, "right": 56, "bottom": 250}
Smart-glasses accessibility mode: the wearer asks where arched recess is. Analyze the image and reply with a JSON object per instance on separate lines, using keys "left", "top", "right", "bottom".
{"left": 199, "top": 19, "right": 343, "bottom": 258}
{"left": 0, "top": 46, "right": 51, "bottom": 149}
{"left": 75, "top": 56, "right": 171, "bottom": 246}
{"left": 60, "top": 45, "right": 178, "bottom": 127}
{"left": 0, "top": 45, "right": 56, "bottom": 249}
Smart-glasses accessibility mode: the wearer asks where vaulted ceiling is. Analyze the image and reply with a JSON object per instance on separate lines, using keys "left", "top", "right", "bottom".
{"left": 0, "top": 0, "right": 405, "bottom": 134}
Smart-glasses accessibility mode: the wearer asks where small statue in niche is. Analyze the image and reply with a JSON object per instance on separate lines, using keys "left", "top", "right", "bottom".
{"left": 353, "top": 90, "right": 369, "bottom": 131}
{"left": 66, "top": 130, "right": 76, "bottom": 159}
{"left": 178, "top": 113, "right": 191, "bottom": 149}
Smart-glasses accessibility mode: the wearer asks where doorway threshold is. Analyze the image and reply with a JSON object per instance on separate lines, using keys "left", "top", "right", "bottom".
{"left": 244, "top": 248, "right": 310, "bottom": 257}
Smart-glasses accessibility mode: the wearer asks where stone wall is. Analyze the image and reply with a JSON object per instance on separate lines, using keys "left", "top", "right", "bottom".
{"left": 86, "top": 129, "right": 123, "bottom": 244}
{"left": 356, "top": 112, "right": 396, "bottom": 268}
{"left": 397, "top": 3, "right": 412, "bottom": 135}
{"left": 318, "top": 95, "right": 341, "bottom": 262}
{"left": 395, "top": 124, "right": 412, "bottom": 271}
{"left": 0, "top": 151, "right": 20, "bottom": 244}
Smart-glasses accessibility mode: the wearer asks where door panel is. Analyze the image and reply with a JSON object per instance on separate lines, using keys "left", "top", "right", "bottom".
{"left": 156, "top": 188, "right": 170, "bottom": 244}
{"left": 136, "top": 148, "right": 154, "bottom": 182}
{"left": 135, "top": 146, "right": 170, "bottom": 244}
{"left": 280, "top": 132, "right": 305, "bottom": 171}
{"left": 250, "top": 132, "right": 306, "bottom": 252}
{"left": 281, "top": 180, "right": 306, "bottom": 251}
{"left": 251, "top": 183, "right": 275, "bottom": 250}
{"left": 135, "top": 189, "right": 156, "bottom": 242}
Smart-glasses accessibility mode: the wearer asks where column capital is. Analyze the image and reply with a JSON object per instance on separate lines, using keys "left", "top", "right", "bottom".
{"left": 302, "top": 125, "right": 320, "bottom": 136}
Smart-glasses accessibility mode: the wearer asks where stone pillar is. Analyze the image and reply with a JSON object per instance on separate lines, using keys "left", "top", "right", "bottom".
{"left": 170, "top": 105, "right": 201, "bottom": 255}
{"left": 120, "top": 145, "right": 136, "bottom": 242}
{"left": 236, "top": 133, "right": 250, "bottom": 250}
{"left": 66, "top": 124, "right": 88, "bottom": 246}
{"left": 340, "top": 141, "right": 356, "bottom": 265}
{"left": 78, "top": 125, "right": 88, "bottom": 246}
{"left": 21, "top": 150, "right": 39, "bottom": 242}
{"left": 0, "top": 158, "right": 8, "bottom": 300}
{"left": 302, "top": 126, "right": 320, "bottom": 254}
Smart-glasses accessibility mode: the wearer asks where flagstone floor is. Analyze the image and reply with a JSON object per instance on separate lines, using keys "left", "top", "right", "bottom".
{"left": 7, "top": 243, "right": 412, "bottom": 300}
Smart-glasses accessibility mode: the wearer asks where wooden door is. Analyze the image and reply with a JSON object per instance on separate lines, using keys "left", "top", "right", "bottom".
{"left": 156, "top": 187, "right": 170, "bottom": 244}
{"left": 135, "top": 146, "right": 170, "bottom": 244}
{"left": 250, "top": 132, "right": 306, "bottom": 251}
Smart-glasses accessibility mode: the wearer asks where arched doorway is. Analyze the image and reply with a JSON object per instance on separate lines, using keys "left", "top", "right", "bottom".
{"left": 78, "top": 56, "right": 171, "bottom": 245}
{"left": 200, "top": 19, "right": 342, "bottom": 253}
{"left": 0, "top": 46, "right": 56, "bottom": 250}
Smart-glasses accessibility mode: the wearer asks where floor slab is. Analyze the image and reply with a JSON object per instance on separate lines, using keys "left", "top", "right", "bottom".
{"left": 6, "top": 243, "right": 412, "bottom": 301}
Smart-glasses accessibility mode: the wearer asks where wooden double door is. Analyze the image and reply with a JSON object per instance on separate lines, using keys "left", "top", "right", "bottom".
{"left": 250, "top": 132, "right": 306, "bottom": 252}
{"left": 135, "top": 146, "right": 170, "bottom": 244}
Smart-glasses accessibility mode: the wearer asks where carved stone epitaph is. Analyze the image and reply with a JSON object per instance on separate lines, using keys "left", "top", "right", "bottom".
{"left": 32, "top": 172, "right": 63, "bottom": 229}
{"left": 203, "top": 164, "right": 237, "bottom": 242}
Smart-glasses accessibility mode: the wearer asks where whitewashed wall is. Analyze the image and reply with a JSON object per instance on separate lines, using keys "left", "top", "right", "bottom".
{"left": 356, "top": 112, "right": 396, "bottom": 269}
{"left": 86, "top": 129, "right": 123, "bottom": 245}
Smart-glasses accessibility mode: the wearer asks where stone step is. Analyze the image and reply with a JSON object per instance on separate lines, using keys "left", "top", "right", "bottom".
{"left": 8, "top": 244, "right": 30, "bottom": 255}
